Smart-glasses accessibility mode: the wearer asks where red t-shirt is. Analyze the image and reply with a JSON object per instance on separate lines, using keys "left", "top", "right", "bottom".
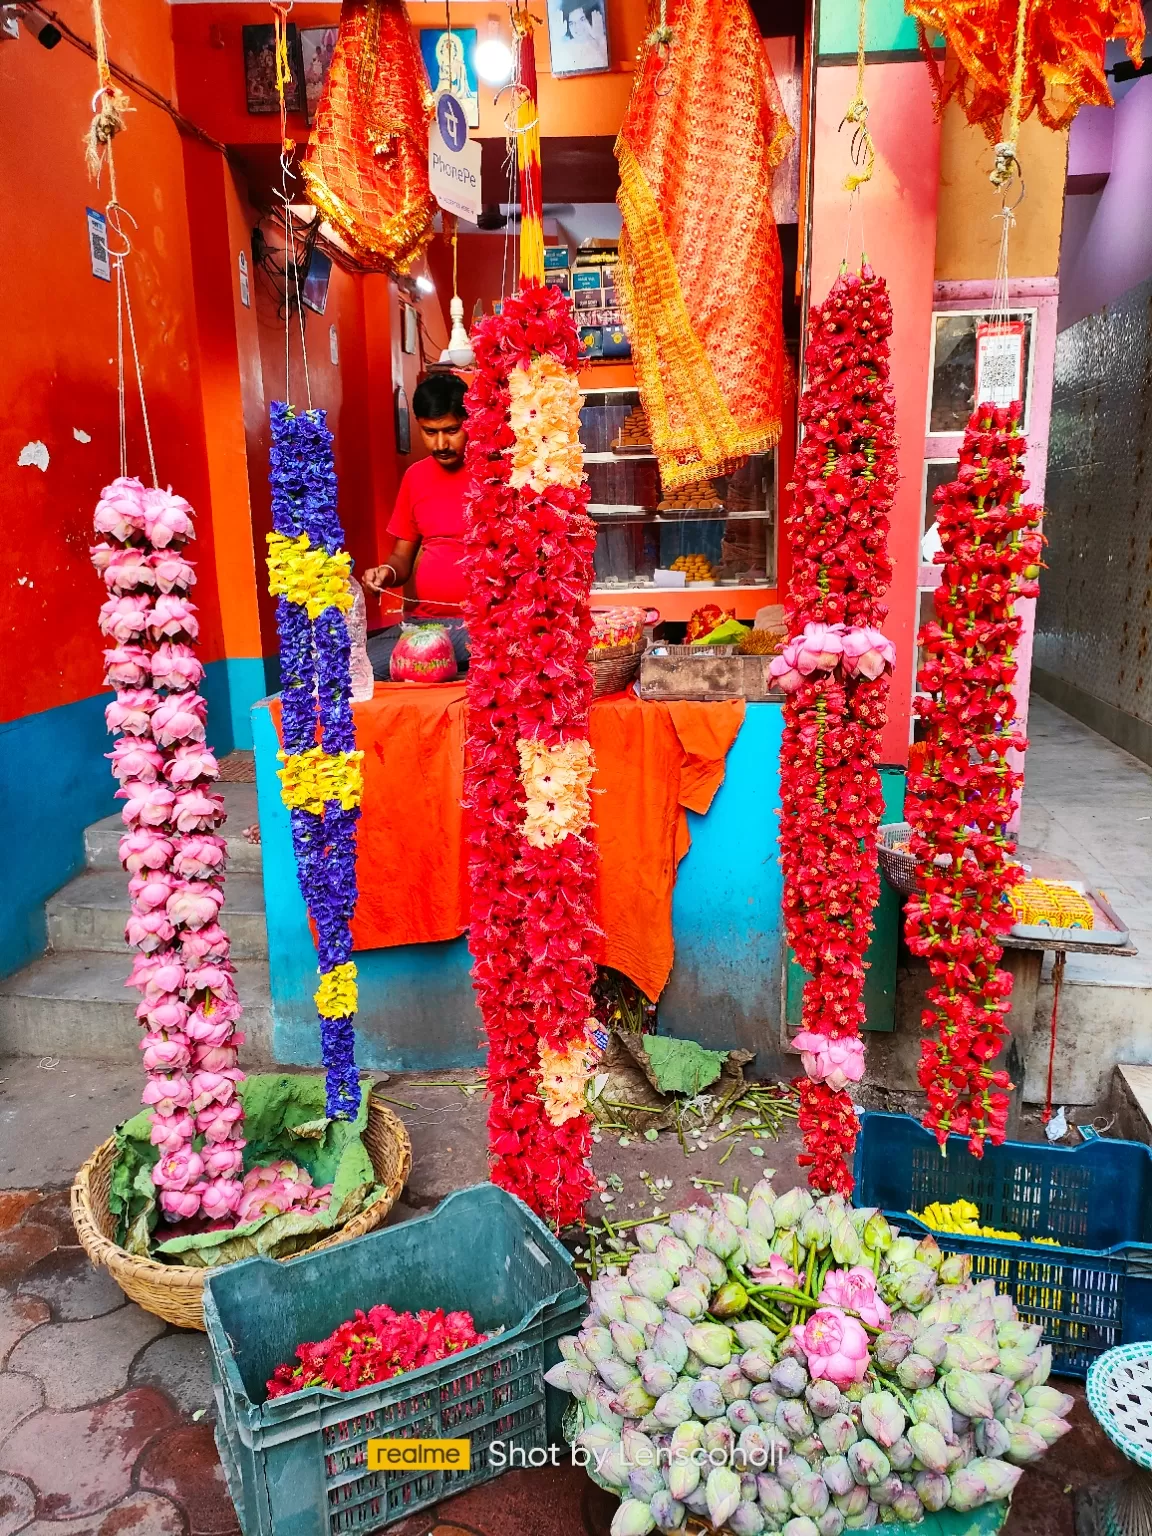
{"left": 386, "top": 457, "right": 470, "bottom": 619}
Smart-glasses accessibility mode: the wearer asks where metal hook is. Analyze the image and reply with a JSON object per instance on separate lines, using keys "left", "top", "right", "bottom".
{"left": 104, "top": 201, "right": 136, "bottom": 260}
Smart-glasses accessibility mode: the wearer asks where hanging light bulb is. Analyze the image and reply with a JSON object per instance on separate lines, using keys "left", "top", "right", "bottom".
{"left": 447, "top": 294, "right": 475, "bottom": 367}
{"left": 475, "top": 20, "right": 513, "bottom": 85}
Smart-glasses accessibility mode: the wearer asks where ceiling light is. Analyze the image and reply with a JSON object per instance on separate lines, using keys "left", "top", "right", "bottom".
{"left": 415, "top": 275, "right": 436, "bottom": 295}
{"left": 475, "top": 35, "right": 513, "bottom": 86}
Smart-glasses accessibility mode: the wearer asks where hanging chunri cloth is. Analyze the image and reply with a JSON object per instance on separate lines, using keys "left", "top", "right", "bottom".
{"left": 302, "top": 0, "right": 436, "bottom": 273}
{"left": 615, "top": 0, "right": 793, "bottom": 491}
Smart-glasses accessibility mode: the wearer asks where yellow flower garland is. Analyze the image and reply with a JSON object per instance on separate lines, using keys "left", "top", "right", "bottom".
{"left": 507, "top": 356, "right": 585, "bottom": 494}
{"left": 517, "top": 737, "right": 595, "bottom": 848}
{"left": 538, "top": 1027, "right": 598, "bottom": 1125}
{"left": 267, "top": 531, "right": 354, "bottom": 621}
{"left": 316, "top": 960, "right": 358, "bottom": 1020}
{"left": 278, "top": 745, "right": 364, "bottom": 815}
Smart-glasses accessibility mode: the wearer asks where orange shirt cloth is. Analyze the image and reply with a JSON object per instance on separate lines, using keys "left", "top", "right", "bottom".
{"left": 270, "top": 686, "right": 744, "bottom": 1001}
{"left": 386, "top": 457, "right": 470, "bottom": 618}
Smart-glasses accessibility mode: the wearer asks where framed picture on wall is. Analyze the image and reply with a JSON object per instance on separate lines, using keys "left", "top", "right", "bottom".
{"left": 419, "top": 28, "right": 480, "bottom": 129}
{"left": 927, "top": 310, "right": 1037, "bottom": 434}
{"left": 401, "top": 304, "right": 418, "bottom": 355}
{"left": 302, "top": 249, "right": 332, "bottom": 316}
{"left": 243, "top": 24, "right": 304, "bottom": 115}
{"left": 546, "top": 0, "right": 610, "bottom": 77}
{"left": 299, "top": 26, "right": 338, "bottom": 124}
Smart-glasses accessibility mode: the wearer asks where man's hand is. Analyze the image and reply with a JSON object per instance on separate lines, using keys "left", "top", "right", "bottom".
{"left": 362, "top": 565, "right": 395, "bottom": 595}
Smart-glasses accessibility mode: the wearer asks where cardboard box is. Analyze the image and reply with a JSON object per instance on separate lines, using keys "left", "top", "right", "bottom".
{"left": 574, "top": 288, "right": 605, "bottom": 310}
{"left": 544, "top": 270, "right": 570, "bottom": 291}
{"left": 578, "top": 326, "right": 604, "bottom": 359}
{"left": 572, "top": 269, "right": 603, "bottom": 292}
{"left": 544, "top": 247, "right": 571, "bottom": 270}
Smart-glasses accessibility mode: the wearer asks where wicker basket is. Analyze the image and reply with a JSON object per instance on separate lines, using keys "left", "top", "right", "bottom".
{"left": 590, "top": 639, "right": 645, "bottom": 698}
{"left": 70, "top": 1089, "right": 412, "bottom": 1331}
{"left": 877, "top": 821, "right": 958, "bottom": 897}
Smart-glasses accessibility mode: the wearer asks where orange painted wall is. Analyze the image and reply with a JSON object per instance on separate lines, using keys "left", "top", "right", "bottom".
{"left": 1, "top": 0, "right": 226, "bottom": 724}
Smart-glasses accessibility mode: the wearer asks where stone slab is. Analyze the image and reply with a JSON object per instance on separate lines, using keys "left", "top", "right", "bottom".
{"left": 7, "top": 1306, "right": 164, "bottom": 1411}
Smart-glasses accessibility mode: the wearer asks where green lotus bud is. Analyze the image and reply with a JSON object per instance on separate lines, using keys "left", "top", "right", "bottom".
{"left": 641, "top": 1361, "right": 679, "bottom": 1398}
{"left": 728, "top": 1400, "right": 759, "bottom": 1434}
{"left": 777, "top": 1398, "right": 815, "bottom": 1442}
{"left": 974, "top": 1417, "right": 1011, "bottom": 1458}
{"left": 649, "top": 1490, "right": 686, "bottom": 1533}
{"left": 666, "top": 1456, "right": 701, "bottom": 1502}
{"left": 869, "top": 1474, "right": 903, "bottom": 1509}
{"left": 739, "top": 1347, "right": 775, "bottom": 1384}
{"left": 1029, "top": 1344, "right": 1053, "bottom": 1387}
{"left": 677, "top": 1267, "right": 712, "bottom": 1300}
{"left": 750, "top": 1382, "right": 781, "bottom": 1413}
{"left": 896, "top": 1266, "right": 937, "bottom": 1311}
{"left": 600, "top": 1438, "right": 633, "bottom": 1488}
{"left": 592, "top": 1286, "right": 630, "bottom": 1324}
{"left": 777, "top": 1454, "right": 813, "bottom": 1491}
{"left": 559, "top": 1334, "right": 581, "bottom": 1364}
{"left": 998, "top": 1320, "right": 1042, "bottom": 1352}
{"left": 706, "top": 1467, "right": 741, "bottom": 1529}
{"left": 669, "top": 1207, "right": 709, "bottom": 1245}
{"left": 712, "top": 1281, "right": 750, "bottom": 1319}
{"left": 598, "top": 1358, "right": 640, "bottom": 1392}
{"left": 630, "top": 1267, "right": 676, "bottom": 1304}
{"left": 848, "top": 1204, "right": 878, "bottom": 1234}
{"left": 615, "top": 1381, "right": 657, "bottom": 1421}
{"left": 1023, "top": 1412, "right": 1071, "bottom": 1447}
{"left": 704, "top": 1213, "right": 740, "bottom": 1260}
{"left": 773, "top": 1188, "right": 814, "bottom": 1230}
{"left": 690, "top": 1243, "right": 726, "bottom": 1285}
{"left": 896, "top": 1354, "right": 936, "bottom": 1391}
{"left": 621, "top": 1296, "right": 662, "bottom": 1332}
{"left": 688, "top": 1379, "right": 727, "bottom": 1420}
{"left": 830, "top": 1215, "right": 863, "bottom": 1267}
{"left": 782, "top": 1519, "right": 819, "bottom": 1536}
{"left": 799, "top": 1208, "right": 832, "bottom": 1250}
{"left": 996, "top": 1347, "right": 1033, "bottom": 1383}
{"left": 817, "top": 1509, "right": 846, "bottom": 1536}
{"left": 943, "top": 1335, "right": 998, "bottom": 1374}
{"left": 890, "top": 1487, "right": 923, "bottom": 1524}
{"left": 861, "top": 1391, "right": 905, "bottom": 1449}
{"left": 686, "top": 1324, "right": 734, "bottom": 1368}
{"left": 652, "top": 1391, "right": 693, "bottom": 1429}
{"left": 915, "top": 1235, "right": 943, "bottom": 1272}
{"left": 913, "top": 1327, "right": 949, "bottom": 1367}
{"left": 736, "top": 1422, "right": 771, "bottom": 1467}
{"left": 1024, "top": 1384, "right": 1073, "bottom": 1417}
{"left": 891, "top": 1310, "right": 921, "bottom": 1340}
{"left": 945, "top": 1466, "right": 990, "bottom": 1513}
{"left": 543, "top": 1360, "right": 574, "bottom": 1393}
{"left": 757, "top": 1474, "right": 792, "bottom": 1519}
{"left": 664, "top": 1287, "right": 706, "bottom": 1320}
{"left": 583, "top": 1327, "right": 617, "bottom": 1364}
{"left": 771, "top": 1358, "right": 809, "bottom": 1398}
{"left": 888, "top": 1237, "right": 919, "bottom": 1267}
{"left": 863, "top": 1212, "right": 894, "bottom": 1253}
{"left": 743, "top": 1231, "right": 774, "bottom": 1269}
{"left": 622, "top": 1425, "right": 658, "bottom": 1467}
{"left": 791, "top": 1473, "right": 830, "bottom": 1519}
{"left": 820, "top": 1455, "right": 854, "bottom": 1498}
{"left": 657, "top": 1235, "right": 694, "bottom": 1274}
{"left": 833, "top": 1485, "right": 870, "bottom": 1518}
{"left": 650, "top": 1325, "right": 687, "bottom": 1375}
{"left": 913, "top": 1471, "right": 950, "bottom": 1512}
{"left": 682, "top": 1486, "right": 710, "bottom": 1520}
{"left": 1004, "top": 1423, "right": 1047, "bottom": 1463}
{"left": 805, "top": 1379, "right": 844, "bottom": 1418}
{"left": 818, "top": 1413, "right": 858, "bottom": 1457}
{"left": 703, "top": 1419, "right": 735, "bottom": 1460}
{"left": 719, "top": 1361, "right": 753, "bottom": 1402}
{"left": 906, "top": 1422, "right": 951, "bottom": 1474}
{"left": 847, "top": 1439, "right": 890, "bottom": 1487}
{"left": 637, "top": 1224, "right": 671, "bottom": 1254}
{"left": 938, "top": 1253, "right": 972, "bottom": 1286}
{"left": 576, "top": 1423, "right": 618, "bottom": 1456}
{"left": 942, "top": 1369, "right": 994, "bottom": 1421}
{"left": 728, "top": 1503, "right": 765, "bottom": 1536}
{"left": 611, "top": 1322, "right": 648, "bottom": 1365}
{"left": 630, "top": 1466, "right": 667, "bottom": 1502}
{"left": 733, "top": 1319, "right": 774, "bottom": 1350}
{"left": 911, "top": 1387, "right": 954, "bottom": 1438}
{"left": 995, "top": 1388, "right": 1025, "bottom": 1426}
{"left": 748, "top": 1196, "right": 776, "bottom": 1240}
{"left": 714, "top": 1190, "right": 748, "bottom": 1226}
{"left": 874, "top": 1332, "right": 913, "bottom": 1369}
{"left": 611, "top": 1497, "right": 656, "bottom": 1536}
{"left": 887, "top": 1437, "right": 913, "bottom": 1472}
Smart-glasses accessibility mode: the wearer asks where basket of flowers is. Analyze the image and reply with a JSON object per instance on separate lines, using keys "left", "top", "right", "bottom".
{"left": 589, "top": 607, "right": 652, "bottom": 698}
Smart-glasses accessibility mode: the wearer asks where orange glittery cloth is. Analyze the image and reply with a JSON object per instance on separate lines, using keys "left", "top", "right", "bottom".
{"left": 270, "top": 686, "right": 745, "bottom": 1000}
{"left": 615, "top": 0, "right": 792, "bottom": 492}
{"left": 301, "top": 0, "right": 436, "bottom": 273}
{"left": 908, "top": 0, "right": 1144, "bottom": 139}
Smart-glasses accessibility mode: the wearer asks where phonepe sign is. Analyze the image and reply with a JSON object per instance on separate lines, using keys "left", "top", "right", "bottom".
{"left": 429, "top": 93, "right": 482, "bottom": 223}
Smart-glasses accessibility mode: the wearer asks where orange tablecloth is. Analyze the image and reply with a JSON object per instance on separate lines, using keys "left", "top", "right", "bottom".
{"left": 271, "top": 685, "right": 744, "bottom": 1000}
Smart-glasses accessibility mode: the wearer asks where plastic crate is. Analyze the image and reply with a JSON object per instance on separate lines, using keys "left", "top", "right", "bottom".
{"left": 854, "top": 1112, "right": 1152, "bottom": 1379}
{"left": 203, "top": 1184, "right": 586, "bottom": 1536}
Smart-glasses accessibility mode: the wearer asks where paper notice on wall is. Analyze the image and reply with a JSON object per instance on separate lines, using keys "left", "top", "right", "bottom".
{"left": 975, "top": 320, "right": 1026, "bottom": 410}
{"left": 86, "top": 208, "right": 111, "bottom": 282}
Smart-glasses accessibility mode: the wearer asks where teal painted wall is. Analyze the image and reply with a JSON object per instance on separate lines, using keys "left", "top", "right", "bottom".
{"left": 817, "top": 0, "right": 935, "bottom": 55}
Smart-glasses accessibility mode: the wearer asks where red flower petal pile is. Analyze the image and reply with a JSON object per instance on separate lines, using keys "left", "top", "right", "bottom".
{"left": 265, "top": 1303, "right": 485, "bottom": 1398}
{"left": 781, "top": 266, "right": 898, "bottom": 1195}
{"left": 462, "top": 284, "right": 599, "bottom": 1229}
{"left": 904, "top": 401, "right": 1043, "bottom": 1155}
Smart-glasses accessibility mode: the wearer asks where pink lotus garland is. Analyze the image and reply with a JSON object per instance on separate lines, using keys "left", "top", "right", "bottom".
{"left": 769, "top": 621, "right": 897, "bottom": 694}
{"left": 93, "top": 478, "right": 330, "bottom": 1227}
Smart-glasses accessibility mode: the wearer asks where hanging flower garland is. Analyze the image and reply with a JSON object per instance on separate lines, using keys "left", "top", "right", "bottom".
{"left": 462, "top": 284, "right": 600, "bottom": 1230}
{"left": 93, "top": 478, "right": 248, "bottom": 1223}
{"left": 267, "top": 403, "right": 364, "bottom": 1121}
{"left": 904, "top": 401, "right": 1043, "bottom": 1155}
{"left": 774, "top": 267, "right": 899, "bottom": 1196}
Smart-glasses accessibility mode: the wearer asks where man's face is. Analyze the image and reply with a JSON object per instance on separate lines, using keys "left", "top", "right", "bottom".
{"left": 417, "top": 413, "right": 467, "bottom": 470}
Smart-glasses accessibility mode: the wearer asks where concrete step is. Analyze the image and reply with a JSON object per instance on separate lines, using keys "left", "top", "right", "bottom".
{"left": 84, "top": 783, "right": 262, "bottom": 875}
{"left": 46, "top": 870, "right": 268, "bottom": 960}
{"left": 0, "top": 951, "right": 272, "bottom": 1062}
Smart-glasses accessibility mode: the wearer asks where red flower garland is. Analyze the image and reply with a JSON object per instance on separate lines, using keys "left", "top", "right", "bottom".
{"left": 780, "top": 267, "right": 898, "bottom": 1195}
{"left": 462, "top": 283, "right": 599, "bottom": 1229}
{"left": 904, "top": 401, "right": 1042, "bottom": 1154}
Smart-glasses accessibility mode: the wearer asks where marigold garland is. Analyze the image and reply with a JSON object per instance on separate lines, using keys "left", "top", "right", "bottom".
{"left": 904, "top": 401, "right": 1043, "bottom": 1155}
{"left": 462, "top": 283, "right": 600, "bottom": 1229}
{"left": 778, "top": 266, "right": 899, "bottom": 1196}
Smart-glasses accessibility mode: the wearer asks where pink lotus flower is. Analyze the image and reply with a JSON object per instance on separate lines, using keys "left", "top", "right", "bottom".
{"left": 151, "top": 696, "right": 207, "bottom": 747}
{"left": 141, "top": 1036, "right": 192, "bottom": 1074}
{"left": 119, "top": 829, "right": 174, "bottom": 877}
{"left": 201, "top": 1178, "right": 243, "bottom": 1222}
{"left": 768, "top": 641, "right": 805, "bottom": 695}
{"left": 792, "top": 1307, "right": 871, "bottom": 1388}
{"left": 150, "top": 594, "right": 200, "bottom": 642}
{"left": 118, "top": 781, "right": 176, "bottom": 829}
{"left": 191, "top": 1069, "right": 243, "bottom": 1110}
{"left": 149, "top": 1111, "right": 196, "bottom": 1154}
{"left": 142, "top": 487, "right": 195, "bottom": 549}
{"left": 109, "top": 737, "right": 165, "bottom": 783}
{"left": 183, "top": 963, "right": 236, "bottom": 1001}
{"left": 793, "top": 1031, "right": 866, "bottom": 1093}
{"left": 99, "top": 593, "right": 153, "bottom": 644}
{"left": 795, "top": 622, "right": 847, "bottom": 675}
{"left": 103, "top": 547, "right": 156, "bottom": 593}
{"left": 103, "top": 647, "right": 153, "bottom": 690}
{"left": 151, "top": 644, "right": 205, "bottom": 693}
{"left": 841, "top": 626, "right": 897, "bottom": 681}
{"left": 192, "top": 1043, "right": 241, "bottom": 1074}
{"left": 125, "top": 911, "right": 176, "bottom": 951}
{"left": 196, "top": 1099, "right": 246, "bottom": 1142}
{"left": 127, "top": 951, "right": 183, "bottom": 998}
{"left": 171, "top": 787, "right": 224, "bottom": 833}
{"left": 749, "top": 1253, "right": 801, "bottom": 1288}
{"left": 202, "top": 1142, "right": 245, "bottom": 1180}
{"left": 90, "top": 542, "right": 117, "bottom": 574}
{"left": 165, "top": 743, "right": 218, "bottom": 785}
{"left": 159, "top": 1184, "right": 205, "bottom": 1222}
{"left": 152, "top": 553, "right": 196, "bottom": 594}
{"left": 93, "top": 477, "right": 147, "bottom": 542}
{"left": 142, "top": 1074, "right": 193, "bottom": 1115}
{"left": 139, "top": 998, "right": 189, "bottom": 1033}
{"left": 186, "top": 1011, "right": 240, "bottom": 1047}
{"left": 128, "top": 869, "right": 176, "bottom": 913}
{"left": 819, "top": 1265, "right": 893, "bottom": 1330}
{"left": 166, "top": 881, "right": 224, "bottom": 930}
{"left": 170, "top": 835, "right": 227, "bottom": 880}
{"left": 106, "top": 689, "right": 159, "bottom": 737}
{"left": 180, "top": 924, "right": 230, "bottom": 962}
{"left": 153, "top": 1145, "right": 204, "bottom": 1191}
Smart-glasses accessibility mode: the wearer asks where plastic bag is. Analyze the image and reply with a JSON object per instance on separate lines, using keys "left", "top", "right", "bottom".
{"left": 346, "top": 576, "right": 375, "bottom": 702}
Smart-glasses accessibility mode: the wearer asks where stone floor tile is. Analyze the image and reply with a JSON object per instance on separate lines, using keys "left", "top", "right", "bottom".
{"left": 0, "top": 1472, "right": 34, "bottom": 1536}
{"left": 18, "top": 1248, "right": 126, "bottom": 1323}
{"left": 7, "top": 1306, "right": 164, "bottom": 1411}
{"left": 434, "top": 1463, "right": 616, "bottom": 1536}
{"left": 0, "top": 1229, "right": 57, "bottom": 1290}
{"left": 0, "top": 1375, "right": 43, "bottom": 1446}
{"left": 136, "top": 1424, "right": 238, "bottom": 1536}
{"left": 16, "top": 1491, "right": 187, "bottom": 1536}
{"left": 0, "top": 1389, "right": 176, "bottom": 1519}
{"left": 0, "top": 1298, "right": 49, "bottom": 1365}
{"left": 0, "top": 1198, "right": 38, "bottom": 1236}
{"left": 129, "top": 1334, "right": 214, "bottom": 1420}
{"left": 21, "top": 1192, "right": 79, "bottom": 1249}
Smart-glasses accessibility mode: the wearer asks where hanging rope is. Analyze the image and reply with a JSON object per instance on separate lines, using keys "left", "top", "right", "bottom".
{"left": 1043, "top": 951, "right": 1066, "bottom": 1124}
{"left": 840, "top": 0, "right": 875, "bottom": 195}
{"left": 84, "top": 0, "right": 131, "bottom": 185}
{"left": 989, "top": 0, "right": 1029, "bottom": 328}
{"left": 272, "top": 1, "right": 312, "bottom": 410}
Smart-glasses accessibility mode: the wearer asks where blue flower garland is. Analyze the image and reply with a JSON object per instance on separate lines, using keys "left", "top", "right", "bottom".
{"left": 268, "top": 402, "right": 363, "bottom": 1119}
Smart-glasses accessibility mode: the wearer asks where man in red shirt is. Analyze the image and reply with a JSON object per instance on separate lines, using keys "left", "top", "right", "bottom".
{"left": 363, "top": 373, "right": 471, "bottom": 677}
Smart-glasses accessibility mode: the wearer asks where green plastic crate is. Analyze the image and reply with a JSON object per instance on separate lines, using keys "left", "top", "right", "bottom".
{"left": 203, "top": 1184, "right": 586, "bottom": 1536}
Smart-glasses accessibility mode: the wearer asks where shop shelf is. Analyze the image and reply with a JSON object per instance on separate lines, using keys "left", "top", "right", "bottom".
{"left": 204, "top": 1184, "right": 586, "bottom": 1536}
{"left": 854, "top": 1112, "right": 1152, "bottom": 1378}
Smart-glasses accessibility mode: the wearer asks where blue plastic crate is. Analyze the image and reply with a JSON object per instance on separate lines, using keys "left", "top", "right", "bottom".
{"left": 203, "top": 1184, "right": 586, "bottom": 1536}
{"left": 854, "top": 1112, "right": 1152, "bottom": 1378}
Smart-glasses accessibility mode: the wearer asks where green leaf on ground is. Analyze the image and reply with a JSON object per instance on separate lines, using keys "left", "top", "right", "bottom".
{"left": 639, "top": 1036, "right": 728, "bottom": 1097}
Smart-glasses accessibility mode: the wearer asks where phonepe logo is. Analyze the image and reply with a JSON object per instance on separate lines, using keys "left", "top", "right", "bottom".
{"left": 437, "top": 93, "right": 468, "bottom": 151}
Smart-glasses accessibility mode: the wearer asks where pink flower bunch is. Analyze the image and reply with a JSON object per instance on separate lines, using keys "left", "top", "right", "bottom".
{"left": 818, "top": 1263, "right": 893, "bottom": 1329}
{"left": 792, "top": 1030, "right": 866, "bottom": 1093}
{"left": 769, "top": 622, "right": 896, "bottom": 693}
{"left": 791, "top": 1306, "right": 871, "bottom": 1388}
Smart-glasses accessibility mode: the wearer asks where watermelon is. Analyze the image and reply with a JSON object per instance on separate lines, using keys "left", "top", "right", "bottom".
{"left": 389, "top": 624, "right": 458, "bottom": 683}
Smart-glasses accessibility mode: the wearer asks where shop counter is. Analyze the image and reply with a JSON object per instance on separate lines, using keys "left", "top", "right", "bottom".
{"left": 251, "top": 686, "right": 788, "bottom": 1072}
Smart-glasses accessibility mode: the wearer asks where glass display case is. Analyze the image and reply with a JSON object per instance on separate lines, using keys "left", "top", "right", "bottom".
{"left": 580, "top": 387, "right": 777, "bottom": 597}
